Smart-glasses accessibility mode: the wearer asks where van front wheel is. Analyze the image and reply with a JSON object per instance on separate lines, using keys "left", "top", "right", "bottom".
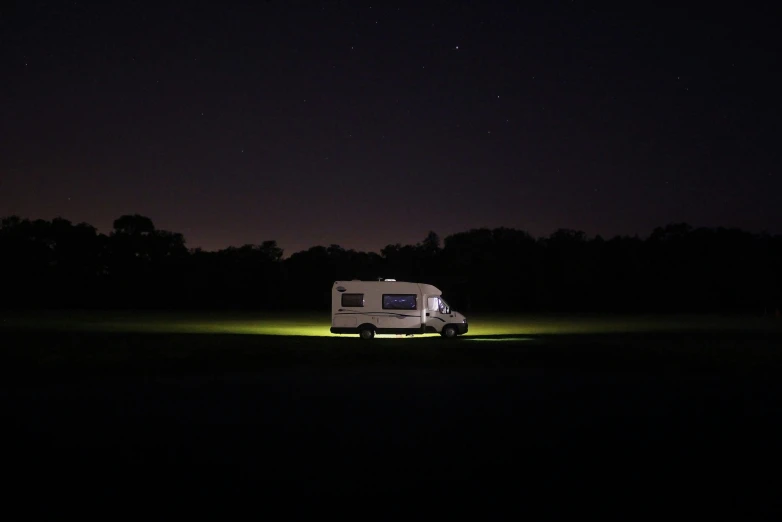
{"left": 441, "top": 325, "right": 458, "bottom": 339}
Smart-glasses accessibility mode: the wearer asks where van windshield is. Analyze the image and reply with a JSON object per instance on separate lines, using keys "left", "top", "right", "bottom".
{"left": 428, "top": 296, "right": 451, "bottom": 314}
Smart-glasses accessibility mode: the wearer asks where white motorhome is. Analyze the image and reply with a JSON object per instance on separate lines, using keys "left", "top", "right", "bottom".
{"left": 330, "top": 279, "right": 468, "bottom": 339}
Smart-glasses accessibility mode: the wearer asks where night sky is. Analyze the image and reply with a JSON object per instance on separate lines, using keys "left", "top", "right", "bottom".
{"left": 1, "top": 1, "right": 779, "bottom": 255}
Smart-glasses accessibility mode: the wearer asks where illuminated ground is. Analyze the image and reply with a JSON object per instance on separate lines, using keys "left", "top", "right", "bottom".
{"left": 2, "top": 310, "right": 782, "bottom": 516}
{"left": 3, "top": 309, "right": 780, "bottom": 338}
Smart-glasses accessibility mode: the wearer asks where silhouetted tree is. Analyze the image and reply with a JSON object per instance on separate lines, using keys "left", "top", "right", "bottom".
{"left": 420, "top": 231, "right": 441, "bottom": 255}
{"left": 2, "top": 213, "right": 781, "bottom": 314}
{"left": 113, "top": 214, "right": 155, "bottom": 236}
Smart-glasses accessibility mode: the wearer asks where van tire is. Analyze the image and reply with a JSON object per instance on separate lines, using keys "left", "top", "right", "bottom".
{"left": 359, "top": 326, "right": 375, "bottom": 339}
{"left": 441, "top": 325, "right": 458, "bottom": 338}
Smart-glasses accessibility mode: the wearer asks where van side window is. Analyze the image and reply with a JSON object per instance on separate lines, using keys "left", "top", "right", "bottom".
{"left": 341, "top": 293, "right": 364, "bottom": 307}
{"left": 382, "top": 294, "right": 417, "bottom": 310}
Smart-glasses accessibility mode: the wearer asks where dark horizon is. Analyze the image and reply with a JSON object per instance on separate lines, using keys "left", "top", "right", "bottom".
{"left": 4, "top": 211, "right": 782, "bottom": 258}
{"left": 8, "top": 212, "right": 782, "bottom": 256}
{"left": 3, "top": 212, "right": 781, "bottom": 315}
{"left": 2, "top": 1, "right": 779, "bottom": 254}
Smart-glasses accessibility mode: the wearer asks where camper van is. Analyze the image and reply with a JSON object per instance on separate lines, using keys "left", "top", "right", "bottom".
{"left": 330, "top": 279, "right": 468, "bottom": 339}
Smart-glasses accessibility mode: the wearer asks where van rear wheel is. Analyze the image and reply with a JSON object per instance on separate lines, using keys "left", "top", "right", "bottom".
{"left": 359, "top": 327, "right": 375, "bottom": 339}
{"left": 441, "top": 325, "right": 458, "bottom": 338}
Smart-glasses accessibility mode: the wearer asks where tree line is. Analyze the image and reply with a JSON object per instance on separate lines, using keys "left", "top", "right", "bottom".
{"left": 1, "top": 214, "right": 780, "bottom": 314}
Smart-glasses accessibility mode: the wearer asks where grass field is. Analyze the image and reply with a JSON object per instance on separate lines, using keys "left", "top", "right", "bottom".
{"left": 4, "top": 310, "right": 782, "bottom": 515}
{"left": 2, "top": 310, "right": 781, "bottom": 376}
{"left": 2, "top": 309, "right": 780, "bottom": 337}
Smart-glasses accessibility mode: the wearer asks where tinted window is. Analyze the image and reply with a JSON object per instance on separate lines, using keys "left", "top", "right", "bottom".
{"left": 382, "top": 294, "right": 417, "bottom": 310}
{"left": 341, "top": 293, "right": 364, "bottom": 307}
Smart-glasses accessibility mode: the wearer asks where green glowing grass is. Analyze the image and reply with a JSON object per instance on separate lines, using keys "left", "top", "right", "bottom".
{"left": 465, "top": 314, "right": 782, "bottom": 336}
{"left": 462, "top": 337, "right": 536, "bottom": 342}
{"left": 15, "top": 312, "right": 334, "bottom": 336}
{"left": 2, "top": 310, "right": 780, "bottom": 338}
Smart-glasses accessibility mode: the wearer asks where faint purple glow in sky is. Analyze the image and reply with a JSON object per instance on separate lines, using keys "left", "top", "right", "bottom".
{"left": 1, "top": 1, "right": 779, "bottom": 255}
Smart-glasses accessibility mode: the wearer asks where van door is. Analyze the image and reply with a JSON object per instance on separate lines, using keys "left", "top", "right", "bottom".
{"left": 425, "top": 295, "right": 446, "bottom": 332}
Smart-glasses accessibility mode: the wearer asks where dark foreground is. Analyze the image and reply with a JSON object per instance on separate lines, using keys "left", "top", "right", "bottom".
{"left": 3, "top": 328, "right": 782, "bottom": 518}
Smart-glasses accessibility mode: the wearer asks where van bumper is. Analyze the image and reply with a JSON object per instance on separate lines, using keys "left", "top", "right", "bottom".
{"left": 457, "top": 322, "right": 468, "bottom": 335}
